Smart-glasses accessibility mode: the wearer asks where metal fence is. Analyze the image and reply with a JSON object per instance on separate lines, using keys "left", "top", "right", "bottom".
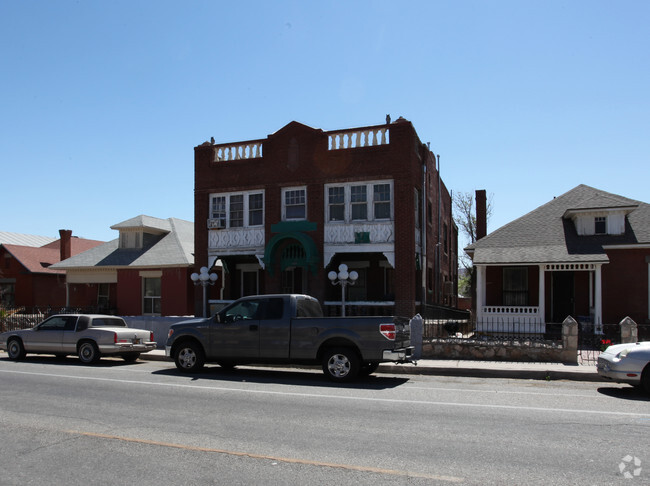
{"left": 0, "top": 305, "right": 107, "bottom": 332}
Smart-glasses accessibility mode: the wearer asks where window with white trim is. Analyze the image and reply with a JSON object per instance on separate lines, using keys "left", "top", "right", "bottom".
{"left": 143, "top": 277, "right": 161, "bottom": 315}
{"left": 325, "top": 180, "right": 393, "bottom": 223}
{"left": 595, "top": 216, "right": 607, "bottom": 235}
{"left": 209, "top": 190, "right": 264, "bottom": 228}
{"left": 282, "top": 187, "right": 306, "bottom": 220}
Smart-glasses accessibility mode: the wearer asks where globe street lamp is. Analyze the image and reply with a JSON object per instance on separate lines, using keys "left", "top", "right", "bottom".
{"left": 328, "top": 263, "right": 358, "bottom": 317}
{"left": 191, "top": 266, "right": 218, "bottom": 317}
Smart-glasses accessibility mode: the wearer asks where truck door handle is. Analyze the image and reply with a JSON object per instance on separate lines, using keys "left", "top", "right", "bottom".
{"left": 249, "top": 325, "right": 258, "bottom": 331}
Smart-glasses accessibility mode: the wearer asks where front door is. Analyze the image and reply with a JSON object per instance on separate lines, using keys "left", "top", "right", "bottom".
{"left": 552, "top": 272, "right": 574, "bottom": 322}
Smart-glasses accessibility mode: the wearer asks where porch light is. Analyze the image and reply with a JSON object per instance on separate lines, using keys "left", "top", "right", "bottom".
{"left": 191, "top": 266, "right": 218, "bottom": 317}
{"left": 328, "top": 264, "right": 358, "bottom": 317}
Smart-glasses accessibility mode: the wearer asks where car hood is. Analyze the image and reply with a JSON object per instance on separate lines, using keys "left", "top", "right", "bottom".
{"left": 602, "top": 341, "right": 650, "bottom": 357}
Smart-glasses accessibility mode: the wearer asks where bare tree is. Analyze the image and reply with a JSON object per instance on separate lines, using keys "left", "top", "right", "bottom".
{"left": 453, "top": 191, "right": 492, "bottom": 297}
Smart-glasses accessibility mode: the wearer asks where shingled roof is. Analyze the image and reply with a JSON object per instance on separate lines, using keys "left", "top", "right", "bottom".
{"left": 466, "top": 185, "right": 650, "bottom": 265}
{"left": 51, "top": 216, "right": 193, "bottom": 270}
{"left": 2, "top": 237, "right": 104, "bottom": 274}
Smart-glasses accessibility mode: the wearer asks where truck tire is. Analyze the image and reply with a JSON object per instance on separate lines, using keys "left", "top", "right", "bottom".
{"left": 322, "top": 347, "right": 360, "bottom": 382}
{"left": 174, "top": 341, "right": 205, "bottom": 373}
{"left": 642, "top": 364, "right": 650, "bottom": 395}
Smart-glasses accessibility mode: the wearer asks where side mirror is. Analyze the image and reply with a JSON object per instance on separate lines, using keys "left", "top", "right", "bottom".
{"left": 213, "top": 313, "right": 221, "bottom": 324}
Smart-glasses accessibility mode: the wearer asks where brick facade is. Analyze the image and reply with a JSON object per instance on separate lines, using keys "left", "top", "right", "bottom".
{"left": 194, "top": 119, "right": 458, "bottom": 317}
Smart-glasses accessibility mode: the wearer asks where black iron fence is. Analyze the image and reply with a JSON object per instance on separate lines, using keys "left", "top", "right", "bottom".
{"left": 0, "top": 305, "right": 107, "bottom": 332}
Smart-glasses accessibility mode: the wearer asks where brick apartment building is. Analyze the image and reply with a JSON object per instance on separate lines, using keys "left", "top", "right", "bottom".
{"left": 194, "top": 117, "right": 458, "bottom": 317}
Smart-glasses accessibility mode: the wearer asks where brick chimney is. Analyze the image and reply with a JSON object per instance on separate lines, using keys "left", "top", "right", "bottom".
{"left": 475, "top": 190, "right": 487, "bottom": 241}
{"left": 59, "top": 229, "right": 72, "bottom": 261}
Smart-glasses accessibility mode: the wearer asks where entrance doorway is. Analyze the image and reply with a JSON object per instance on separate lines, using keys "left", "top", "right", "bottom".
{"left": 552, "top": 272, "right": 574, "bottom": 322}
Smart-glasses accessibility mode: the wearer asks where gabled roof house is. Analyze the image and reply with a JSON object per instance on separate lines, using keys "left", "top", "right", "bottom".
{"left": 51, "top": 216, "right": 195, "bottom": 316}
{"left": 0, "top": 230, "right": 103, "bottom": 308}
{"left": 466, "top": 185, "right": 650, "bottom": 331}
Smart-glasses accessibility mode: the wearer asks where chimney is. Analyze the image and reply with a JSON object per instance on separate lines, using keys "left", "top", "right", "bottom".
{"left": 475, "top": 190, "right": 487, "bottom": 241}
{"left": 59, "top": 229, "right": 72, "bottom": 261}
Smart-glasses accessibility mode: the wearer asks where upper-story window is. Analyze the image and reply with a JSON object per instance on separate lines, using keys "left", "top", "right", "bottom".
{"left": 119, "top": 231, "right": 142, "bottom": 249}
{"left": 210, "top": 190, "right": 264, "bottom": 229}
{"left": 594, "top": 216, "right": 607, "bottom": 235}
{"left": 326, "top": 180, "right": 393, "bottom": 223}
{"left": 283, "top": 187, "right": 306, "bottom": 220}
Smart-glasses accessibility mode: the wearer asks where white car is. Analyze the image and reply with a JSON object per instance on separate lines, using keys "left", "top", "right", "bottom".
{"left": 597, "top": 341, "right": 650, "bottom": 393}
{"left": 0, "top": 314, "right": 156, "bottom": 364}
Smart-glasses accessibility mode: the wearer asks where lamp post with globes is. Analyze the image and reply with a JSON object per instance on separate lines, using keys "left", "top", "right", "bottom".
{"left": 328, "top": 263, "right": 358, "bottom": 317}
{"left": 191, "top": 266, "right": 218, "bottom": 317}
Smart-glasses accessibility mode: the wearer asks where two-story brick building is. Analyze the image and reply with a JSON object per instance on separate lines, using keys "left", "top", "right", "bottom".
{"left": 194, "top": 118, "right": 458, "bottom": 317}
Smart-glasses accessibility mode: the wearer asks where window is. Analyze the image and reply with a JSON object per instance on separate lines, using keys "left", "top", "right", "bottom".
{"left": 328, "top": 187, "right": 345, "bottom": 222}
{"left": 0, "top": 282, "right": 15, "bottom": 306}
{"left": 414, "top": 189, "right": 420, "bottom": 229}
{"left": 351, "top": 185, "right": 367, "bottom": 220}
{"left": 249, "top": 193, "right": 263, "bottom": 226}
{"left": 595, "top": 217, "right": 607, "bottom": 235}
{"left": 120, "top": 231, "right": 142, "bottom": 249}
{"left": 503, "top": 267, "right": 528, "bottom": 306}
{"left": 143, "top": 277, "right": 161, "bottom": 315}
{"left": 325, "top": 180, "right": 393, "bottom": 223}
{"left": 210, "top": 191, "right": 264, "bottom": 228}
{"left": 373, "top": 183, "right": 391, "bottom": 219}
{"left": 98, "top": 283, "right": 110, "bottom": 310}
{"left": 443, "top": 223, "right": 448, "bottom": 254}
{"left": 229, "top": 195, "right": 244, "bottom": 227}
{"left": 283, "top": 188, "right": 306, "bottom": 220}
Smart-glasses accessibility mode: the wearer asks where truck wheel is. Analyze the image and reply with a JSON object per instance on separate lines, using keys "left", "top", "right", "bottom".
{"left": 174, "top": 341, "right": 205, "bottom": 373}
{"left": 78, "top": 341, "right": 100, "bottom": 364}
{"left": 7, "top": 338, "right": 26, "bottom": 361}
{"left": 322, "top": 347, "right": 360, "bottom": 382}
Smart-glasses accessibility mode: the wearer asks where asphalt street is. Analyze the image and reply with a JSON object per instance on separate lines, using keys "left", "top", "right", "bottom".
{"left": 0, "top": 356, "right": 648, "bottom": 485}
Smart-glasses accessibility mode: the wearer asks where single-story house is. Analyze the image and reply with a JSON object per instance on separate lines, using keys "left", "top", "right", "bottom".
{"left": 51, "top": 215, "right": 195, "bottom": 316}
{"left": 0, "top": 230, "right": 103, "bottom": 308}
{"left": 465, "top": 185, "right": 650, "bottom": 333}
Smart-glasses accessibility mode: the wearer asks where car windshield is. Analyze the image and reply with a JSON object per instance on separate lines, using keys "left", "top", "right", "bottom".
{"left": 91, "top": 318, "right": 127, "bottom": 328}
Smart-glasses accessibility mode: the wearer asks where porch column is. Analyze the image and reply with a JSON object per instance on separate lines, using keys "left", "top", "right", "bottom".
{"left": 538, "top": 265, "right": 545, "bottom": 324}
{"left": 594, "top": 264, "right": 603, "bottom": 333}
{"left": 476, "top": 265, "right": 486, "bottom": 322}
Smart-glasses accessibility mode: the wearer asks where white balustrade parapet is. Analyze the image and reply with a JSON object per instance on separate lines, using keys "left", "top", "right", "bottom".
{"left": 328, "top": 127, "right": 389, "bottom": 150}
{"left": 208, "top": 227, "right": 265, "bottom": 250}
{"left": 214, "top": 141, "right": 263, "bottom": 162}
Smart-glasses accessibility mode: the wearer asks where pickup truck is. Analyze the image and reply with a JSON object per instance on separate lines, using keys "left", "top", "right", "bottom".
{"left": 165, "top": 294, "right": 413, "bottom": 381}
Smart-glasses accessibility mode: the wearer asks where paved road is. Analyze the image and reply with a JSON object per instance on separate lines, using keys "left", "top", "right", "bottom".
{"left": 1, "top": 357, "right": 648, "bottom": 485}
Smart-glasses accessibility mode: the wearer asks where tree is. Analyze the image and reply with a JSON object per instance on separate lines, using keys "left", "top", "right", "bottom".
{"left": 453, "top": 191, "right": 493, "bottom": 297}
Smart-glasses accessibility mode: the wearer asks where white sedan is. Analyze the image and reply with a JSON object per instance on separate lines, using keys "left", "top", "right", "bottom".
{"left": 1, "top": 314, "right": 156, "bottom": 364}
{"left": 597, "top": 341, "right": 650, "bottom": 393}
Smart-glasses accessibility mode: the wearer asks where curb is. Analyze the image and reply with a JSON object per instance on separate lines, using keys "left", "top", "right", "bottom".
{"left": 141, "top": 352, "right": 601, "bottom": 383}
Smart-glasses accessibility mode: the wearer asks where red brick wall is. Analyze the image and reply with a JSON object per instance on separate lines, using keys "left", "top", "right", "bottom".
{"left": 195, "top": 120, "right": 457, "bottom": 317}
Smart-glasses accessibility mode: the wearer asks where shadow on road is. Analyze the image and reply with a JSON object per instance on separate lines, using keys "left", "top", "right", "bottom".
{"left": 597, "top": 386, "right": 650, "bottom": 401}
{"left": 152, "top": 365, "right": 410, "bottom": 390}
{"left": 2, "top": 354, "right": 152, "bottom": 368}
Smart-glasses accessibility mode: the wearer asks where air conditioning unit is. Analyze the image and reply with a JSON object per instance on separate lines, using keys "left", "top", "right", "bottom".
{"left": 208, "top": 219, "right": 226, "bottom": 229}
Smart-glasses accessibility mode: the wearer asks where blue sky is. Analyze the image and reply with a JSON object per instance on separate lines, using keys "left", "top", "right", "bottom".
{"left": 1, "top": 1, "right": 648, "bottom": 247}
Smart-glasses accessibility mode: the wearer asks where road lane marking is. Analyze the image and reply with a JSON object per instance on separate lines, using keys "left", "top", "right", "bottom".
{"left": 66, "top": 430, "right": 464, "bottom": 483}
{"left": 2, "top": 368, "right": 649, "bottom": 418}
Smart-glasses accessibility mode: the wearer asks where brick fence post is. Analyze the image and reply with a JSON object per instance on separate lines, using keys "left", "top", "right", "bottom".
{"left": 619, "top": 316, "right": 638, "bottom": 344}
{"left": 562, "top": 316, "right": 578, "bottom": 363}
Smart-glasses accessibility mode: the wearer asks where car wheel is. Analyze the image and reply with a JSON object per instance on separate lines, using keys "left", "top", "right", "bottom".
{"left": 7, "top": 338, "right": 26, "bottom": 361}
{"left": 641, "top": 364, "right": 650, "bottom": 394}
{"left": 121, "top": 353, "right": 140, "bottom": 363}
{"left": 78, "top": 341, "right": 100, "bottom": 364}
{"left": 321, "top": 347, "right": 360, "bottom": 382}
{"left": 174, "top": 341, "right": 205, "bottom": 373}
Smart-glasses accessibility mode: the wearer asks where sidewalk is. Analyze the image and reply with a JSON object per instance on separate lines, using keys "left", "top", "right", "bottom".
{"left": 142, "top": 350, "right": 601, "bottom": 382}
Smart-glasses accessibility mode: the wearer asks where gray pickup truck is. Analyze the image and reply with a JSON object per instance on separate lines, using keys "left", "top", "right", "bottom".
{"left": 165, "top": 294, "right": 413, "bottom": 381}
